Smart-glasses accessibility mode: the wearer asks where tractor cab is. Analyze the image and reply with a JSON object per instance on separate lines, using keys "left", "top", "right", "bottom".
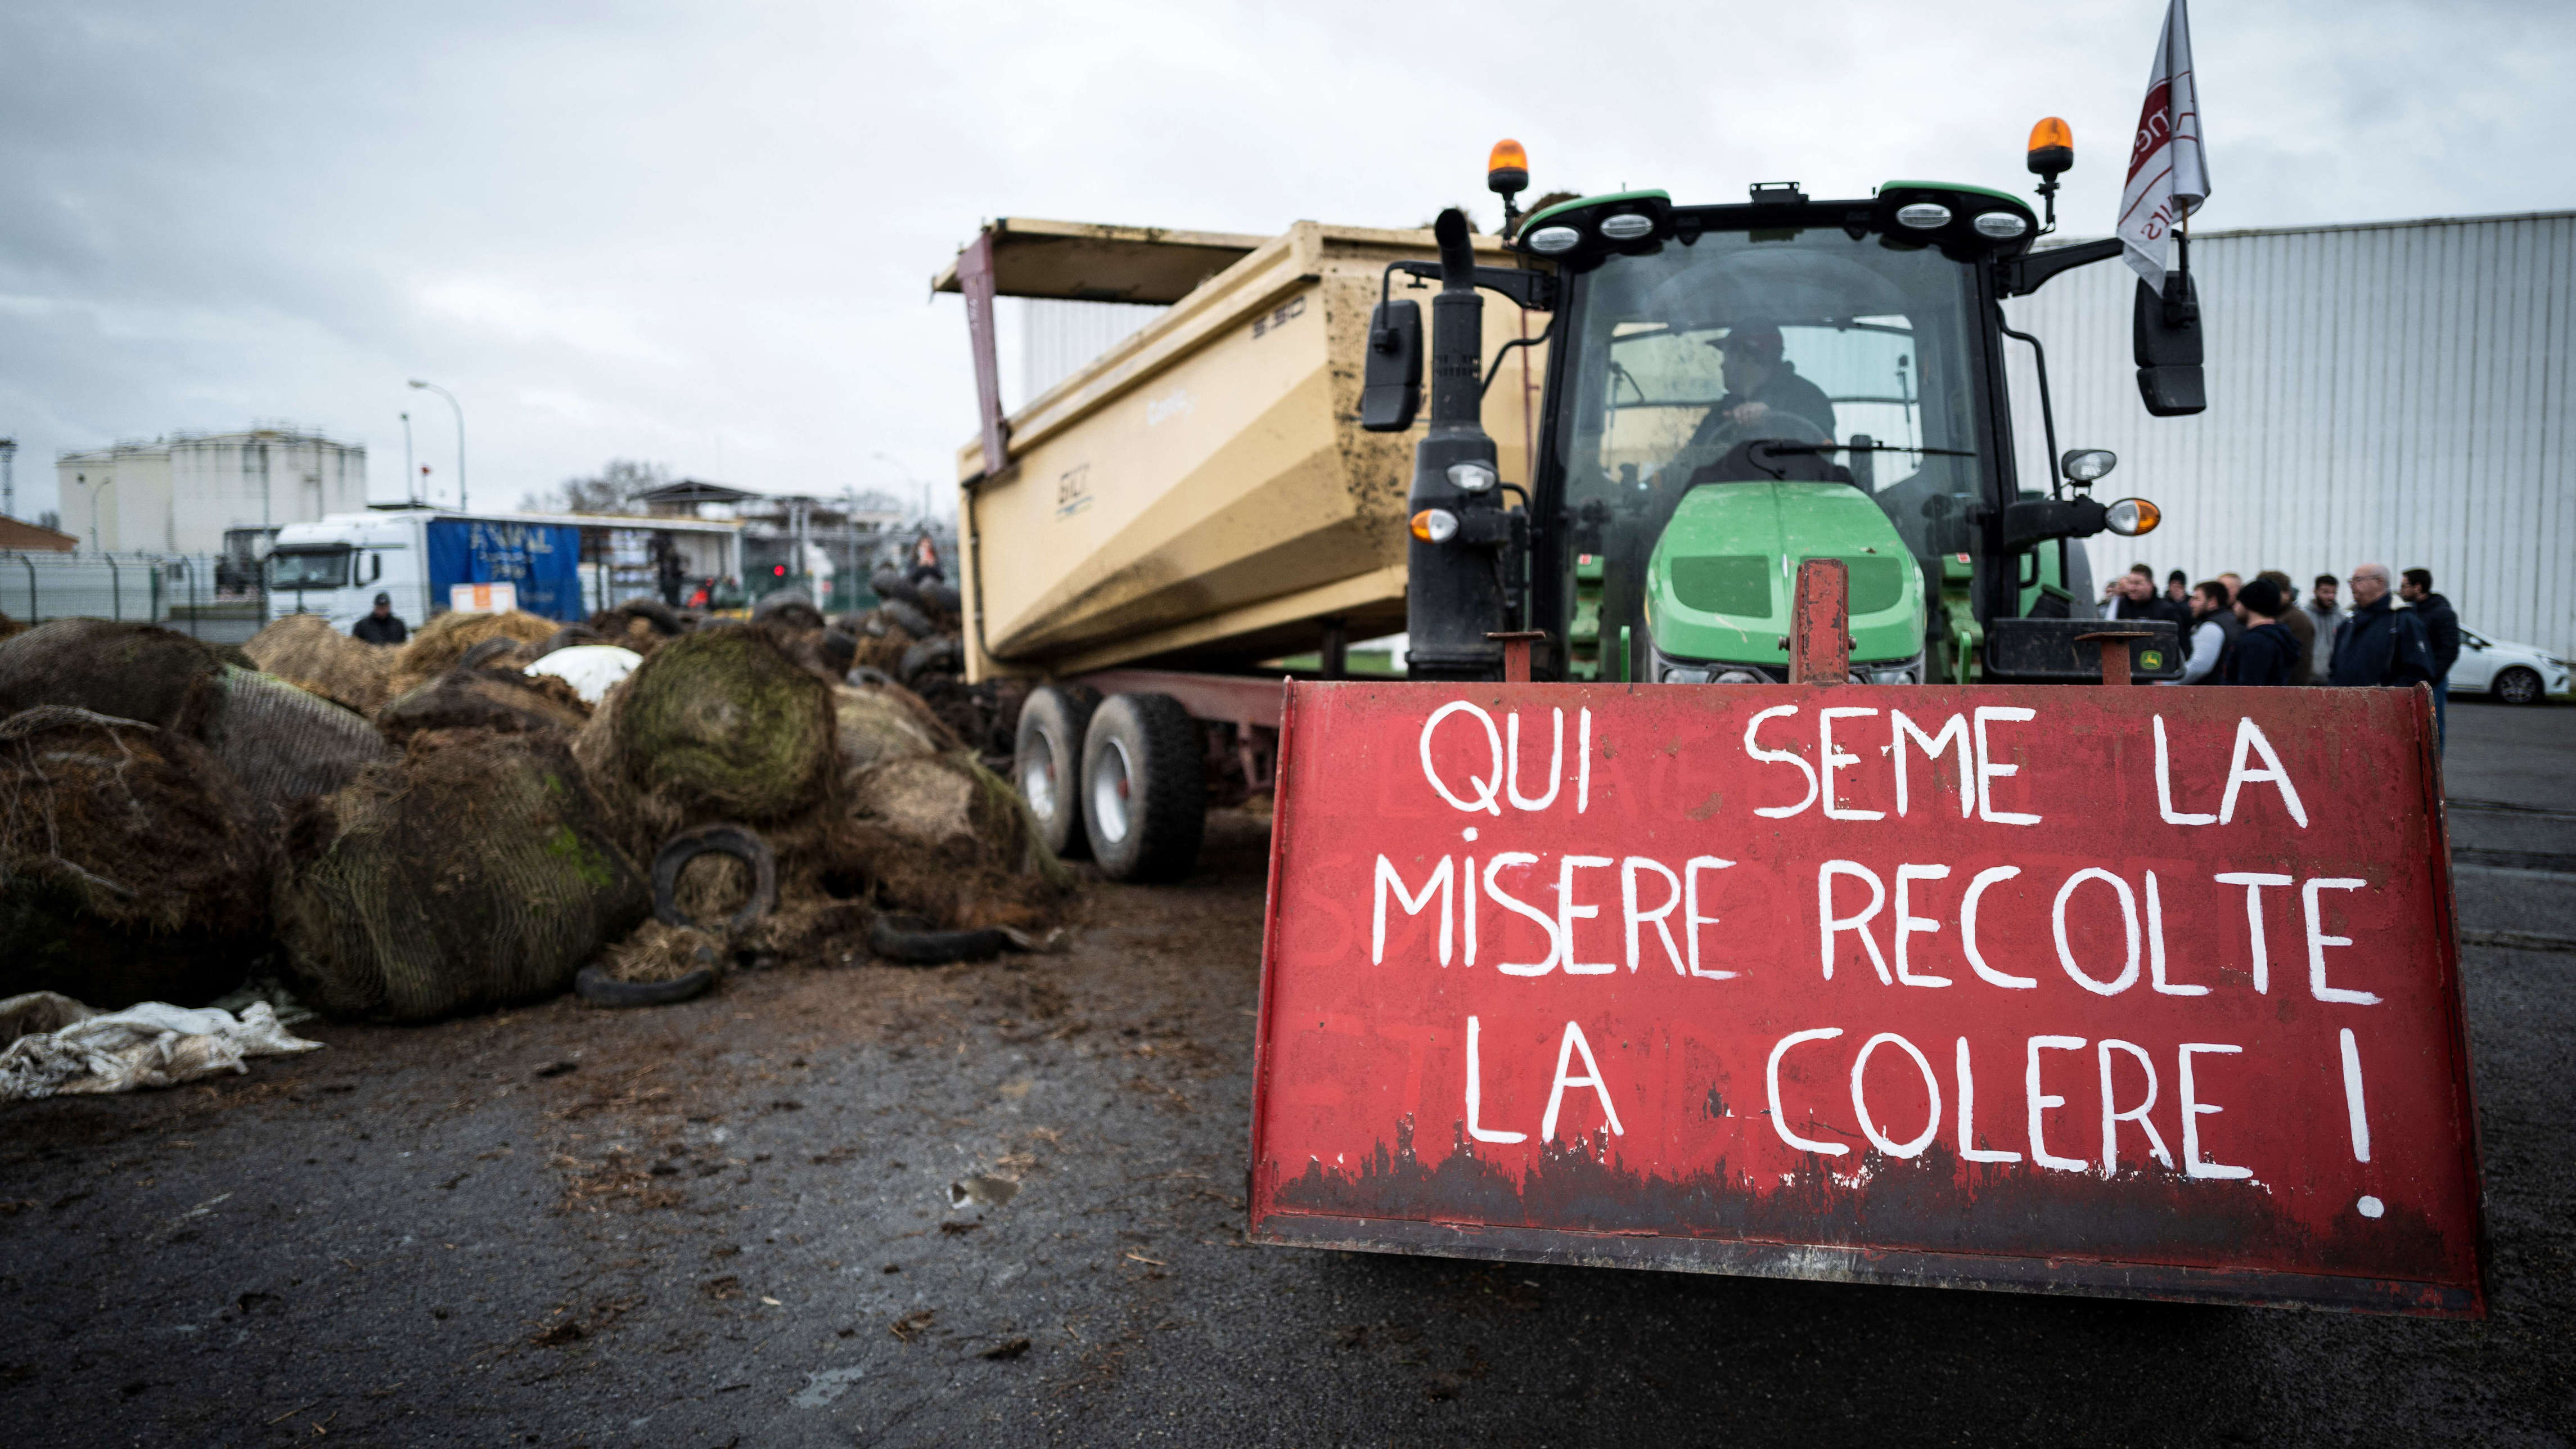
{"left": 1525, "top": 181, "right": 2084, "bottom": 684}
{"left": 1372, "top": 128, "right": 2197, "bottom": 686}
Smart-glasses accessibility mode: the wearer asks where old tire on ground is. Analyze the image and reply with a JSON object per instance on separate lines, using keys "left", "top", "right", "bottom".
{"left": 575, "top": 963, "right": 717, "bottom": 1007}
{"left": 651, "top": 824, "right": 778, "bottom": 934}
{"left": 1015, "top": 684, "right": 1098, "bottom": 861}
{"left": 899, "top": 636, "right": 962, "bottom": 684}
{"left": 1079, "top": 692, "right": 1204, "bottom": 882}
{"left": 881, "top": 599, "right": 937, "bottom": 639}
{"left": 2495, "top": 667, "right": 2543, "bottom": 706}
{"left": 868, "top": 913, "right": 1011, "bottom": 965}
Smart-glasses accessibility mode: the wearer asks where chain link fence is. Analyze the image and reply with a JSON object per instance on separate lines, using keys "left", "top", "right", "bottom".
{"left": 0, "top": 552, "right": 266, "bottom": 644}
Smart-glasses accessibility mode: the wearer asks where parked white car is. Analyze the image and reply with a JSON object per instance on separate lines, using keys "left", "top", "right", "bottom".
{"left": 2448, "top": 628, "right": 2571, "bottom": 705}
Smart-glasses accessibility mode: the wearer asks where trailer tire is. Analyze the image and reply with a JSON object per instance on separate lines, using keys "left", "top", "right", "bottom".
{"left": 1016, "top": 684, "right": 1100, "bottom": 860}
{"left": 1080, "top": 692, "right": 1205, "bottom": 882}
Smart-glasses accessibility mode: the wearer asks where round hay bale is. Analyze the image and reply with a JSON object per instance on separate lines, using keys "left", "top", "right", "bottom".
{"left": 0, "top": 708, "right": 268, "bottom": 1009}
{"left": 575, "top": 624, "right": 836, "bottom": 835}
{"left": 272, "top": 729, "right": 649, "bottom": 1023}
{"left": 0, "top": 619, "right": 227, "bottom": 730}
{"left": 242, "top": 613, "right": 397, "bottom": 714}
{"left": 204, "top": 667, "right": 391, "bottom": 824}
{"left": 831, "top": 750, "right": 1073, "bottom": 930}
{"left": 386, "top": 609, "right": 562, "bottom": 699}
{"left": 377, "top": 666, "right": 591, "bottom": 745}
{"left": 833, "top": 682, "right": 961, "bottom": 775}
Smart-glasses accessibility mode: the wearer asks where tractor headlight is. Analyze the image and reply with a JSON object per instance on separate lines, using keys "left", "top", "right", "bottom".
{"left": 1863, "top": 658, "right": 1923, "bottom": 685}
{"left": 1525, "top": 226, "right": 1581, "bottom": 255}
{"left": 1713, "top": 668, "right": 1768, "bottom": 685}
{"left": 1445, "top": 461, "right": 1498, "bottom": 494}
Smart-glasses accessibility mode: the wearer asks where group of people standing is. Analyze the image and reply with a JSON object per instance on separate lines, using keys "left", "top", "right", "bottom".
{"left": 2098, "top": 562, "right": 2462, "bottom": 741}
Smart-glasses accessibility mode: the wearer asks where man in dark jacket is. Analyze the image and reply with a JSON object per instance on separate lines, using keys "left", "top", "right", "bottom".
{"left": 2328, "top": 563, "right": 2434, "bottom": 690}
{"left": 1697, "top": 323, "right": 1837, "bottom": 440}
{"left": 2400, "top": 568, "right": 2461, "bottom": 748}
{"left": 2226, "top": 577, "right": 2301, "bottom": 685}
{"left": 351, "top": 592, "right": 408, "bottom": 645}
{"left": 2257, "top": 570, "right": 2315, "bottom": 684}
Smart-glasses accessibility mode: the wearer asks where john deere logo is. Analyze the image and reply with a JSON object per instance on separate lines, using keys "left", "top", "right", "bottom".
{"left": 2140, "top": 650, "right": 2166, "bottom": 669}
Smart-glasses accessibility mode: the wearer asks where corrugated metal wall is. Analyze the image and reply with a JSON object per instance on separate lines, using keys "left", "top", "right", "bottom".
{"left": 1013, "top": 298, "right": 1168, "bottom": 412}
{"left": 2003, "top": 210, "right": 2575, "bottom": 655}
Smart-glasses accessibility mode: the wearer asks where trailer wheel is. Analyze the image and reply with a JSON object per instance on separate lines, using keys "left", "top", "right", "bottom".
{"left": 1080, "top": 692, "right": 1205, "bottom": 882}
{"left": 1016, "top": 684, "right": 1100, "bottom": 860}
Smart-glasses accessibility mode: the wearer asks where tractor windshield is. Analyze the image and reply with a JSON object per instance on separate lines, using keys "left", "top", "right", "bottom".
{"left": 1551, "top": 227, "right": 1989, "bottom": 670}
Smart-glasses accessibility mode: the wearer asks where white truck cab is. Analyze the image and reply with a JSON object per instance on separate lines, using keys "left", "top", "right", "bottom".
{"left": 265, "top": 507, "right": 742, "bottom": 633}
{"left": 267, "top": 510, "right": 441, "bottom": 632}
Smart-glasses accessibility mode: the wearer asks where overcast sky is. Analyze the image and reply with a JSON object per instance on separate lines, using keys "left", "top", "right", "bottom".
{"left": 3, "top": 0, "right": 2568, "bottom": 521}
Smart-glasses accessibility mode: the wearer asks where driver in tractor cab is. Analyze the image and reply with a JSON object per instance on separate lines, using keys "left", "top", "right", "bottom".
{"left": 1700, "top": 323, "right": 1837, "bottom": 444}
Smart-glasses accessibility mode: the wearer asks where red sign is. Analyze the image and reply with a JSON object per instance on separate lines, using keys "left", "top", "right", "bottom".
{"left": 1248, "top": 683, "right": 2485, "bottom": 1316}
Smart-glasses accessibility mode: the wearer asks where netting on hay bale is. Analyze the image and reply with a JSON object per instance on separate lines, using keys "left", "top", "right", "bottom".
{"left": 377, "top": 666, "right": 590, "bottom": 745}
{"left": 203, "top": 667, "right": 391, "bottom": 825}
{"left": 0, "top": 619, "right": 228, "bottom": 732}
{"left": 242, "top": 613, "right": 398, "bottom": 714}
{"left": 0, "top": 707, "right": 270, "bottom": 1009}
{"left": 272, "top": 728, "right": 648, "bottom": 1023}
{"left": 572, "top": 623, "right": 838, "bottom": 858}
{"left": 385, "top": 609, "right": 562, "bottom": 699}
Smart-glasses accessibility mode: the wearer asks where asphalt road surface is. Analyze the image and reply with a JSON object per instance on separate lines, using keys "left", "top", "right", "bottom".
{"left": 3, "top": 699, "right": 2570, "bottom": 1446}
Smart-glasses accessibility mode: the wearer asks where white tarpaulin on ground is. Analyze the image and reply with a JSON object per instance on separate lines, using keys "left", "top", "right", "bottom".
{"left": 2118, "top": 0, "right": 2210, "bottom": 292}
{"left": 0, "top": 993, "right": 322, "bottom": 1101}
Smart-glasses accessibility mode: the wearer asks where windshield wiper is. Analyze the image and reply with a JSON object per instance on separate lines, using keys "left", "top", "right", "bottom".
{"left": 1754, "top": 442, "right": 1977, "bottom": 457}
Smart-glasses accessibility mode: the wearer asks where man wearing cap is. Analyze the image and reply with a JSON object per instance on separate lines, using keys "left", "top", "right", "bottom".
{"left": 1704, "top": 324, "right": 1837, "bottom": 441}
{"left": 352, "top": 591, "right": 409, "bottom": 645}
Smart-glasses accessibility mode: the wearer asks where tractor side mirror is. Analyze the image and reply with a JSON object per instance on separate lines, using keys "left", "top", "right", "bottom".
{"left": 2133, "top": 274, "right": 2206, "bottom": 417}
{"left": 1360, "top": 298, "right": 1423, "bottom": 432}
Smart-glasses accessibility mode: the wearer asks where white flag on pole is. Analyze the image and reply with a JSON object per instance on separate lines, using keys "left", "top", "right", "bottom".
{"left": 2118, "top": 0, "right": 2210, "bottom": 292}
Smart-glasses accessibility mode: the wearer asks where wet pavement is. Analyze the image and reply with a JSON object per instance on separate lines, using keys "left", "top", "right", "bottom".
{"left": 2, "top": 699, "right": 2572, "bottom": 1446}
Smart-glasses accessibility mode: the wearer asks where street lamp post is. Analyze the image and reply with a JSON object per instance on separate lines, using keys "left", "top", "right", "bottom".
{"left": 408, "top": 379, "right": 465, "bottom": 512}
{"left": 399, "top": 411, "right": 416, "bottom": 506}
{"left": 73, "top": 470, "right": 115, "bottom": 553}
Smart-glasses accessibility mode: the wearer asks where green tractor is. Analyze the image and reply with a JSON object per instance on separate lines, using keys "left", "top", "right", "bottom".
{"left": 1367, "top": 125, "right": 2200, "bottom": 685}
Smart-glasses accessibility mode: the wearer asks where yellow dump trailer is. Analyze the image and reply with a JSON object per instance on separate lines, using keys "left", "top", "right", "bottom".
{"left": 938, "top": 217, "right": 1549, "bottom": 681}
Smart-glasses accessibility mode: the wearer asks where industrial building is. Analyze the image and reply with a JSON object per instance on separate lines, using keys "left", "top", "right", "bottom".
{"left": 53, "top": 426, "right": 368, "bottom": 557}
{"left": 2006, "top": 208, "right": 2575, "bottom": 656}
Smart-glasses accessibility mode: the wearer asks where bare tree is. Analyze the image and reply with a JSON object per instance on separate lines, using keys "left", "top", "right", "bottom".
{"left": 521, "top": 459, "right": 668, "bottom": 515}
